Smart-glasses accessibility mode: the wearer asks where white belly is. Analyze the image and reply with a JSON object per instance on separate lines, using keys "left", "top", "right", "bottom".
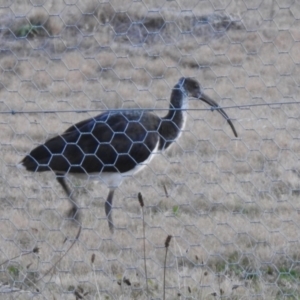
{"left": 69, "top": 141, "right": 160, "bottom": 188}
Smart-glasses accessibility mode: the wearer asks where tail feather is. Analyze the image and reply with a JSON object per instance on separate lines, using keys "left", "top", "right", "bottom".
{"left": 18, "top": 133, "right": 78, "bottom": 173}
{"left": 19, "top": 135, "right": 66, "bottom": 172}
{"left": 18, "top": 144, "right": 52, "bottom": 172}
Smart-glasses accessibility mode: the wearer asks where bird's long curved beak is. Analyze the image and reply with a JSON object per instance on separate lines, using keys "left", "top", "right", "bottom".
{"left": 199, "top": 93, "right": 238, "bottom": 137}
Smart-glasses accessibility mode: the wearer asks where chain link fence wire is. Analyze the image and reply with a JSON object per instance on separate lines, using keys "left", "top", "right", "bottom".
{"left": 1, "top": 0, "right": 300, "bottom": 299}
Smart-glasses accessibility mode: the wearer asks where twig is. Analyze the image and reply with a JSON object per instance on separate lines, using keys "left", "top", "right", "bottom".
{"left": 91, "top": 253, "right": 101, "bottom": 299}
{"left": 163, "top": 184, "right": 169, "bottom": 198}
{"left": 37, "top": 226, "right": 81, "bottom": 282}
{"left": 0, "top": 246, "right": 39, "bottom": 268}
{"left": 163, "top": 235, "right": 172, "bottom": 300}
{"left": 138, "top": 192, "right": 149, "bottom": 297}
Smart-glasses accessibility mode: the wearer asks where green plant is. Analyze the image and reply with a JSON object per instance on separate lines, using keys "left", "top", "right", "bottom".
{"left": 172, "top": 205, "right": 179, "bottom": 216}
{"left": 279, "top": 267, "right": 300, "bottom": 281}
{"left": 8, "top": 265, "right": 20, "bottom": 278}
{"left": 15, "top": 24, "right": 41, "bottom": 38}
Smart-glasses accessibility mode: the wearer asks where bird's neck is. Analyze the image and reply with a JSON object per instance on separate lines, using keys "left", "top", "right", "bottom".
{"left": 159, "top": 88, "right": 188, "bottom": 151}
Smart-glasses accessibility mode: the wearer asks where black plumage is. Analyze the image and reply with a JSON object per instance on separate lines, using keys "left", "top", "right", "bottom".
{"left": 19, "top": 77, "right": 238, "bottom": 232}
{"left": 22, "top": 112, "right": 160, "bottom": 174}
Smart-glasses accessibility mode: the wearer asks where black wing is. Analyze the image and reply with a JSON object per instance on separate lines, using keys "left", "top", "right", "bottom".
{"left": 20, "top": 112, "right": 160, "bottom": 174}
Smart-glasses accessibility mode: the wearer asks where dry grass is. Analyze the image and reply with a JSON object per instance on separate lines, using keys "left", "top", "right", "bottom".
{"left": 1, "top": 0, "right": 300, "bottom": 299}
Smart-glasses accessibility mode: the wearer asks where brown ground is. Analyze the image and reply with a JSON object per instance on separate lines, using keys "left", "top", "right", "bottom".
{"left": 1, "top": 0, "right": 300, "bottom": 299}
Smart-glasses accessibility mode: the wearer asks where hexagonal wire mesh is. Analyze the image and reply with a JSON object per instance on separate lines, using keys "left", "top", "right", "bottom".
{"left": 1, "top": 0, "right": 300, "bottom": 299}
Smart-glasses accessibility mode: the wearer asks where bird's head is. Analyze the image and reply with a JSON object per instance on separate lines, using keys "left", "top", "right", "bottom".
{"left": 178, "top": 77, "right": 202, "bottom": 98}
{"left": 177, "top": 77, "right": 238, "bottom": 137}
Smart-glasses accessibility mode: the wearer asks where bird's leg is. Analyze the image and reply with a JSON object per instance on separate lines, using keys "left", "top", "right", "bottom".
{"left": 105, "top": 189, "right": 115, "bottom": 233}
{"left": 56, "top": 175, "right": 80, "bottom": 223}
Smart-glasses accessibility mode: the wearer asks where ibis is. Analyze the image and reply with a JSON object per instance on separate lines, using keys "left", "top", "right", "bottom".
{"left": 18, "top": 77, "right": 238, "bottom": 232}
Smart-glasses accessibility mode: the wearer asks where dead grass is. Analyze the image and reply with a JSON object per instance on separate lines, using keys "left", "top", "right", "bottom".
{"left": 1, "top": 0, "right": 300, "bottom": 299}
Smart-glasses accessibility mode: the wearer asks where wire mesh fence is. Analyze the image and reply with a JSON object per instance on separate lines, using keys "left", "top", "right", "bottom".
{"left": 1, "top": 0, "right": 300, "bottom": 299}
